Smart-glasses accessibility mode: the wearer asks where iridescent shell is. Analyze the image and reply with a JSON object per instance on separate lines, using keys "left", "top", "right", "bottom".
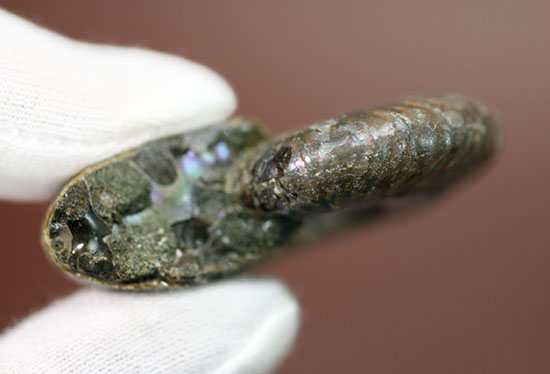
{"left": 42, "top": 94, "right": 499, "bottom": 290}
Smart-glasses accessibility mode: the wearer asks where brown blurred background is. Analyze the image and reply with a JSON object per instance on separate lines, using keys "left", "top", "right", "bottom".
{"left": 1, "top": 1, "right": 549, "bottom": 373}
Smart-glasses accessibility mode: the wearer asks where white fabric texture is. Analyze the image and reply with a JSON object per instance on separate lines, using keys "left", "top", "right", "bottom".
{"left": 0, "top": 8, "right": 236, "bottom": 200}
{"left": 0, "top": 9, "right": 300, "bottom": 374}
{"left": 0, "top": 279, "right": 300, "bottom": 374}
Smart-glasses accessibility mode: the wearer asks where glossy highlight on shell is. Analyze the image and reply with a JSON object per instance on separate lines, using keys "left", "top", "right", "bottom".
{"left": 42, "top": 94, "right": 500, "bottom": 290}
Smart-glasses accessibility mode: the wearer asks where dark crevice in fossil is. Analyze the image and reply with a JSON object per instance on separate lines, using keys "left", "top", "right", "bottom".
{"left": 131, "top": 144, "right": 178, "bottom": 185}
{"left": 172, "top": 217, "right": 210, "bottom": 250}
{"left": 66, "top": 204, "right": 117, "bottom": 282}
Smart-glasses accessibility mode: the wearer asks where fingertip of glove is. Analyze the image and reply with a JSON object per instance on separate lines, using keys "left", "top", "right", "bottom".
{"left": 0, "top": 278, "right": 300, "bottom": 374}
{"left": 0, "top": 9, "right": 237, "bottom": 201}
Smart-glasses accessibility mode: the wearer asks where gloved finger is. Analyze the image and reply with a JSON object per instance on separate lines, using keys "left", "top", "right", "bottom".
{"left": 0, "top": 9, "right": 236, "bottom": 201}
{"left": 0, "top": 278, "right": 300, "bottom": 374}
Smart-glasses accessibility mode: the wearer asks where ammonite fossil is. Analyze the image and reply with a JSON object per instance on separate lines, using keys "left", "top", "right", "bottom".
{"left": 42, "top": 94, "right": 500, "bottom": 290}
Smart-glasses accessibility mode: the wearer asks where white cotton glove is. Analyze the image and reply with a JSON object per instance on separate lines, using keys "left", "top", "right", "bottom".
{"left": 0, "top": 9, "right": 300, "bottom": 374}
{"left": 0, "top": 280, "right": 300, "bottom": 374}
{"left": 0, "top": 8, "right": 235, "bottom": 201}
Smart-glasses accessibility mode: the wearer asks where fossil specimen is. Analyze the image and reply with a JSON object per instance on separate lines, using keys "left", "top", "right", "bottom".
{"left": 42, "top": 94, "right": 499, "bottom": 289}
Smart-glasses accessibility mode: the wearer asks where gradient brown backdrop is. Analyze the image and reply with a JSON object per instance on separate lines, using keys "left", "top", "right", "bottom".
{"left": 1, "top": 1, "right": 549, "bottom": 373}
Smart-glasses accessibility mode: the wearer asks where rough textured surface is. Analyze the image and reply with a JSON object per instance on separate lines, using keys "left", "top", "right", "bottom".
{"left": 44, "top": 118, "right": 301, "bottom": 289}
{"left": 42, "top": 94, "right": 499, "bottom": 289}
{"left": 229, "top": 94, "right": 499, "bottom": 215}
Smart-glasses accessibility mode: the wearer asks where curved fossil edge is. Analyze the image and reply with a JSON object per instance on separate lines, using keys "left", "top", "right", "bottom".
{"left": 40, "top": 118, "right": 287, "bottom": 291}
{"left": 40, "top": 153, "right": 179, "bottom": 290}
